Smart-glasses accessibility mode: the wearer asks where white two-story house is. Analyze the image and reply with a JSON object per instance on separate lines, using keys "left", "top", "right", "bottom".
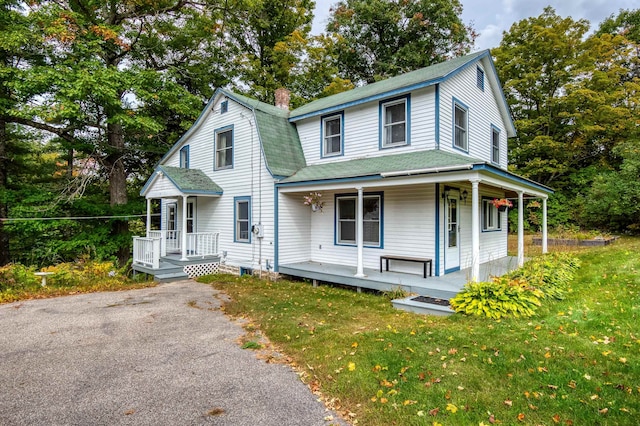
{"left": 133, "top": 50, "right": 551, "bottom": 294}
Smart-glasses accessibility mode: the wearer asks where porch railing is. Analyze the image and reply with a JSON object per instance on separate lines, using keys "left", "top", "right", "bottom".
{"left": 132, "top": 237, "right": 160, "bottom": 269}
{"left": 148, "top": 230, "right": 181, "bottom": 256}
{"left": 186, "top": 232, "right": 220, "bottom": 257}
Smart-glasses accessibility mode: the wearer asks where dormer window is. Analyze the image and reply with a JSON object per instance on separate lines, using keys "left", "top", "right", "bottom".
{"left": 322, "top": 113, "right": 343, "bottom": 157}
{"left": 380, "top": 95, "right": 410, "bottom": 148}
{"left": 179, "top": 145, "right": 189, "bottom": 168}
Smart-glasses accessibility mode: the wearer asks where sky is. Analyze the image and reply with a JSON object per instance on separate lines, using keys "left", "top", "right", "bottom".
{"left": 311, "top": 0, "right": 638, "bottom": 51}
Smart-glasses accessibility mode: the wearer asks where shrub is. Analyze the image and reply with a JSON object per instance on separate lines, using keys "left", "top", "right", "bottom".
{"left": 0, "top": 263, "right": 39, "bottom": 292}
{"left": 450, "top": 277, "right": 543, "bottom": 319}
{"left": 450, "top": 253, "right": 580, "bottom": 319}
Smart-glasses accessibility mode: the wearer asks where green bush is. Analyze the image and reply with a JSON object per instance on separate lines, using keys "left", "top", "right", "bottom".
{"left": 0, "top": 263, "right": 39, "bottom": 292}
{"left": 450, "top": 253, "right": 580, "bottom": 319}
{"left": 450, "top": 277, "right": 543, "bottom": 319}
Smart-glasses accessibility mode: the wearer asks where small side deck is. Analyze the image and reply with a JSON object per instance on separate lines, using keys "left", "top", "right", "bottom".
{"left": 132, "top": 254, "right": 221, "bottom": 282}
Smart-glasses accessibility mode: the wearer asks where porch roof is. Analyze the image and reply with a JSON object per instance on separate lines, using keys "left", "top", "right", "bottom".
{"left": 140, "top": 165, "right": 223, "bottom": 197}
{"left": 277, "top": 149, "right": 553, "bottom": 194}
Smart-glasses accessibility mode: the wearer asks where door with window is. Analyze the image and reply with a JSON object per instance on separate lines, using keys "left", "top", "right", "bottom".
{"left": 444, "top": 190, "right": 460, "bottom": 271}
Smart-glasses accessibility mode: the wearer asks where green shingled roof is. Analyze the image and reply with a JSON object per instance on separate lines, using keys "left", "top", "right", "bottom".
{"left": 280, "top": 149, "right": 484, "bottom": 183}
{"left": 220, "top": 89, "right": 306, "bottom": 177}
{"left": 157, "top": 165, "right": 223, "bottom": 194}
{"left": 289, "top": 50, "right": 489, "bottom": 120}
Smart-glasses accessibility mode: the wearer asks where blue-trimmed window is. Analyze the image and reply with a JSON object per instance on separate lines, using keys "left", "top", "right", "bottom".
{"left": 214, "top": 126, "right": 233, "bottom": 170}
{"left": 482, "top": 197, "right": 502, "bottom": 231}
{"left": 321, "top": 112, "right": 343, "bottom": 157}
{"left": 491, "top": 125, "right": 500, "bottom": 164}
{"left": 221, "top": 100, "right": 228, "bottom": 114}
{"left": 179, "top": 145, "right": 189, "bottom": 168}
{"left": 335, "top": 192, "right": 383, "bottom": 247}
{"left": 380, "top": 95, "right": 409, "bottom": 148}
{"left": 477, "top": 67, "right": 485, "bottom": 91}
{"left": 234, "top": 196, "right": 251, "bottom": 243}
{"left": 453, "top": 99, "right": 468, "bottom": 152}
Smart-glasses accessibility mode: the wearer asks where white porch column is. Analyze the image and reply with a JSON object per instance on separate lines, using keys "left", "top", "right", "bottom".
{"left": 517, "top": 191, "right": 524, "bottom": 267}
{"left": 355, "top": 186, "right": 365, "bottom": 277}
{"left": 181, "top": 195, "right": 188, "bottom": 261}
{"left": 146, "top": 198, "right": 152, "bottom": 237}
{"left": 542, "top": 197, "right": 548, "bottom": 254}
{"left": 470, "top": 179, "right": 480, "bottom": 282}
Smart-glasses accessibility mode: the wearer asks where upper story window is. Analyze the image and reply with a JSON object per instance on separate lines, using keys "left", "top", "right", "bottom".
{"left": 220, "top": 100, "right": 228, "bottom": 114}
{"left": 477, "top": 67, "right": 485, "bottom": 91}
{"left": 453, "top": 99, "right": 468, "bottom": 152}
{"left": 482, "top": 198, "right": 502, "bottom": 232}
{"left": 322, "top": 113, "right": 343, "bottom": 157}
{"left": 214, "top": 126, "right": 233, "bottom": 170}
{"left": 491, "top": 125, "right": 500, "bottom": 164}
{"left": 380, "top": 95, "right": 410, "bottom": 148}
{"left": 179, "top": 145, "right": 189, "bottom": 168}
{"left": 336, "top": 193, "right": 382, "bottom": 247}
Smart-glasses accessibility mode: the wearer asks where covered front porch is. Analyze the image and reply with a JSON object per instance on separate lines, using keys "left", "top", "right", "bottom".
{"left": 279, "top": 256, "right": 520, "bottom": 299}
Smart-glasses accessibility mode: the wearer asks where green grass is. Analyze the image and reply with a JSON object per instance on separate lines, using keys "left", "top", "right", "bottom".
{"left": 198, "top": 238, "right": 640, "bottom": 425}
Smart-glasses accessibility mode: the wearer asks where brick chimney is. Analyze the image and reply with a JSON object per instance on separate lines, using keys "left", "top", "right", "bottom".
{"left": 274, "top": 87, "right": 290, "bottom": 111}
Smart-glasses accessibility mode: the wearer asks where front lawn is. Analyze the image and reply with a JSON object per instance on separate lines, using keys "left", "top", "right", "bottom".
{"left": 199, "top": 238, "right": 640, "bottom": 425}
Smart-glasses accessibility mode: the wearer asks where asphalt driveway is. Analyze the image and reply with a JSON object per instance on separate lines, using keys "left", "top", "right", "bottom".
{"left": 0, "top": 281, "right": 344, "bottom": 425}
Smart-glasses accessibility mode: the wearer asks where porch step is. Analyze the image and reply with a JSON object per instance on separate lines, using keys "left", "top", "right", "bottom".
{"left": 392, "top": 295, "right": 456, "bottom": 316}
{"left": 154, "top": 271, "right": 189, "bottom": 283}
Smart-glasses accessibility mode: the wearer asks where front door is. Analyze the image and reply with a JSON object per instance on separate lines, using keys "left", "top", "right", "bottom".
{"left": 445, "top": 190, "right": 460, "bottom": 271}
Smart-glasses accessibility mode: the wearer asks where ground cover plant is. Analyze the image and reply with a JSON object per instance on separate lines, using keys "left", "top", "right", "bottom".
{"left": 0, "top": 259, "right": 154, "bottom": 303}
{"left": 199, "top": 238, "right": 640, "bottom": 425}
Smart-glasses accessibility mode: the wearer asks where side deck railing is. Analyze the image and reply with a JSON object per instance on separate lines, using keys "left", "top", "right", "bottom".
{"left": 132, "top": 237, "right": 161, "bottom": 269}
{"left": 133, "top": 231, "right": 220, "bottom": 268}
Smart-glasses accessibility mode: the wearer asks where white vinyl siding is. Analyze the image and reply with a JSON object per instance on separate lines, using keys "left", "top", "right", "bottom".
{"left": 294, "top": 86, "right": 436, "bottom": 164}
{"left": 162, "top": 95, "right": 276, "bottom": 267}
{"left": 438, "top": 62, "right": 508, "bottom": 167}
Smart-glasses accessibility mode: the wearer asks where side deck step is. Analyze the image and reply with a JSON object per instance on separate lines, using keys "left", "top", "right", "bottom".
{"left": 392, "top": 295, "right": 455, "bottom": 316}
{"left": 154, "top": 271, "right": 189, "bottom": 283}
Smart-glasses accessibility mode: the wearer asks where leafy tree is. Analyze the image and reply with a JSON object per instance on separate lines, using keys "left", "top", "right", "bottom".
{"left": 326, "top": 0, "right": 476, "bottom": 84}
{"left": 492, "top": 7, "right": 590, "bottom": 189}
{"left": 230, "top": 0, "right": 315, "bottom": 103}
{"left": 3, "top": 1, "right": 235, "bottom": 264}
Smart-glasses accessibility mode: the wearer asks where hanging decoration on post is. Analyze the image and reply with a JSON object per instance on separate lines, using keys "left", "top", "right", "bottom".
{"left": 303, "top": 192, "right": 324, "bottom": 212}
{"left": 491, "top": 198, "right": 513, "bottom": 212}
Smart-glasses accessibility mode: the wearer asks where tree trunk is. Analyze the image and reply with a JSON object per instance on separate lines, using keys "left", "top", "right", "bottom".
{"left": 0, "top": 117, "right": 10, "bottom": 265}
{"left": 105, "top": 121, "right": 129, "bottom": 266}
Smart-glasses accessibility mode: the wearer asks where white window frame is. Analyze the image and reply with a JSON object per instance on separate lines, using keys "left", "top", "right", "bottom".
{"left": 234, "top": 197, "right": 250, "bottom": 243}
{"left": 336, "top": 194, "right": 382, "bottom": 247}
{"left": 322, "top": 113, "right": 343, "bottom": 157}
{"left": 453, "top": 99, "right": 468, "bottom": 152}
{"left": 179, "top": 145, "right": 189, "bottom": 168}
{"left": 482, "top": 198, "right": 502, "bottom": 232}
{"left": 491, "top": 126, "right": 500, "bottom": 164}
{"left": 215, "top": 127, "right": 233, "bottom": 170}
{"left": 381, "top": 97, "right": 409, "bottom": 148}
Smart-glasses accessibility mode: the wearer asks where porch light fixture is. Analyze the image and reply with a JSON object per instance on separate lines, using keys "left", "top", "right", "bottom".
{"left": 460, "top": 190, "right": 468, "bottom": 204}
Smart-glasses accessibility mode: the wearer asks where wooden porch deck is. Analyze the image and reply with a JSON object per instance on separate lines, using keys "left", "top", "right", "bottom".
{"left": 132, "top": 254, "right": 221, "bottom": 282}
{"left": 279, "top": 256, "right": 520, "bottom": 300}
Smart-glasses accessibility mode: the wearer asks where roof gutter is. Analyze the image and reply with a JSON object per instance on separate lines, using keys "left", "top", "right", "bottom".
{"left": 380, "top": 164, "right": 474, "bottom": 178}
